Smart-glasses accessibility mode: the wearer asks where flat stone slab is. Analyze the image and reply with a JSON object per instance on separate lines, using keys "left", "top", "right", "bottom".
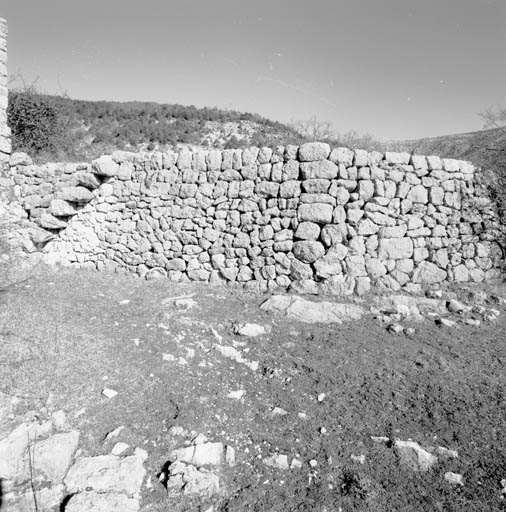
{"left": 261, "top": 295, "right": 365, "bottom": 324}
{"left": 170, "top": 442, "right": 224, "bottom": 468}
{"left": 65, "top": 491, "right": 140, "bottom": 512}
{"left": 64, "top": 454, "right": 145, "bottom": 496}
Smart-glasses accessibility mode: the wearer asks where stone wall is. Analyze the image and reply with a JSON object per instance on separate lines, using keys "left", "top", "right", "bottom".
{"left": 0, "top": 17, "right": 9, "bottom": 169}
{"left": 11, "top": 144, "right": 503, "bottom": 295}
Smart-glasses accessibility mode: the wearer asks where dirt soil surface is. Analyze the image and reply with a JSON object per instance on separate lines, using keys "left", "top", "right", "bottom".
{"left": 2, "top": 267, "right": 506, "bottom": 511}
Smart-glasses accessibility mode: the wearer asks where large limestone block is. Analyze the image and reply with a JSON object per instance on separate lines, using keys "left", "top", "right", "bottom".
{"left": 378, "top": 238, "right": 413, "bottom": 260}
{"left": 40, "top": 213, "right": 68, "bottom": 230}
{"left": 329, "top": 147, "right": 354, "bottom": 166}
{"left": 92, "top": 155, "right": 119, "bottom": 177}
{"left": 33, "top": 431, "right": 80, "bottom": 483}
{"left": 300, "top": 160, "right": 339, "bottom": 179}
{"left": 261, "top": 295, "right": 364, "bottom": 323}
{"left": 295, "top": 221, "right": 320, "bottom": 240}
{"left": 50, "top": 199, "right": 77, "bottom": 217}
{"left": 357, "top": 218, "right": 379, "bottom": 235}
{"left": 170, "top": 442, "right": 224, "bottom": 467}
{"left": 313, "top": 249, "right": 343, "bottom": 278}
{"left": 394, "top": 440, "right": 437, "bottom": 472}
{"left": 384, "top": 152, "right": 410, "bottom": 165}
{"left": 299, "top": 142, "right": 330, "bottom": 161}
{"left": 65, "top": 492, "right": 140, "bottom": 512}
{"left": 293, "top": 240, "right": 325, "bottom": 264}
{"left": 298, "top": 203, "right": 333, "bottom": 224}
{"left": 406, "top": 184, "right": 428, "bottom": 204}
{"left": 59, "top": 186, "right": 94, "bottom": 203}
{"left": 365, "top": 258, "right": 387, "bottom": 279}
{"left": 64, "top": 455, "right": 146, "bottom": 496}
{"left": 442, "top": 158, "right": 460, "bottom": 172}
{"left": 412, "top": 261, "right": 447, "bottom": 283}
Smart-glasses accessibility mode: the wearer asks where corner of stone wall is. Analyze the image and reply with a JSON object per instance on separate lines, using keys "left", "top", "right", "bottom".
{"left": 0, "top": 17, "right": 10, "bottom": 173}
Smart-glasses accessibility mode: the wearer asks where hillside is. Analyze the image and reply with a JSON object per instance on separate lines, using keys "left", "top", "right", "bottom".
{"left": 7, "top": 91, "right": 303, "bottom": 162}
{"left": 386, "top": 127, "right": 506, "bottom": 171}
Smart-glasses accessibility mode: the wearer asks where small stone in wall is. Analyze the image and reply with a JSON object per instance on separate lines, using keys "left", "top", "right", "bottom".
{"left": 292, "top": 241, "right": 325, "bottom": 264}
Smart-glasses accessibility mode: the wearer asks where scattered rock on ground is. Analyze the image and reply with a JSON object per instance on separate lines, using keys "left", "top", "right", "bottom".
{"left": 444, "top": 472, "right": 464, "bottom": 486}
{"left": 264, "top": 453, "right": 289, "bottom": 470}
{"left": 394, "top": 440, "right": 438, "bottom": 472}
{"left": 236, "top": 323, "right": 266, "bottom": 337}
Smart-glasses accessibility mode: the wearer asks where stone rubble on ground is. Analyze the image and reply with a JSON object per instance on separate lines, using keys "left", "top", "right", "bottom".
{"left": 164, "top": 438, "right": 235, "bottom": 498}
{"left": 261, "top": 294, "right": 365, "bottom": 324}
{"left": 0, "top": 411, "right": 148, "bottom": 512}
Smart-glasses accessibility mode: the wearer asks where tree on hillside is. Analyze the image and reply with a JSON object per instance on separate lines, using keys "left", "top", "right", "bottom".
{"left": 7, "top": 78, "right": 82, "bottom": 159}
{"left": 480, "top": 106, "right": 506, "bottom": 219}
{"left": 481, "top": 106, "right": 506, "bottom": 134}
{"left": 290, "top": 116, "right": 335, "bottom": 142}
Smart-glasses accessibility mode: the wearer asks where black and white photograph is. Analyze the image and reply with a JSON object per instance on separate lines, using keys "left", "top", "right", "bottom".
{"left": 0, "top": 1, "right": 505, "bottom": 510}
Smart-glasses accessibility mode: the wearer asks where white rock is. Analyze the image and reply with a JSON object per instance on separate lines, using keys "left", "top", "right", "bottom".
{"left": 170, "top": 442, "right": 224, "bottom": 467}
{"left": 394, "top": 440, "right": 437, "bottom": 472}
{"left": 436, "top": 446, "right": 458, "bottom": 458}
{"left": 412, "top": 261, "right": 447, "bottom": 284}
{"left": 272, "top": 407, "right": 288, "bottom": 416}
{"left": 447, "top": 299, "right": 467, "bottom": 314}
{"left": 51, "top": 409, "right": 67, "bottom": 430}
{"left": 225, "top": 446, "right": 236, "bottom": 467}
{"left": 264, "top": 454, "right": 289, "bottom": 470}
{"left": 261, "top": 295, "right": 364, "bottom": 324}
{"left": 32, "top": 430, "right": 80, "bottom": 483}
{"left": 4, "top": 484, "right": 65, "bottom": 512}
{"left": 92, "top": 155, "right": 120, "bottom": 177}
{"left": 102, "top": 388, "right": 118, "bottom": 399}
{"left": 444, "top": 472, "right": 464, "bottom": 485}
{"left": 0, "top": 422, "right": 53, "bottom": 483}
{"left": 64, "top": 454, "right": 146, "bottom": 495}
{"left": 228, "top": 390, "right": 245, "bottom": 400}
{"left": 290, "top": 458, "right": 303, "bottom": 469}
{"left": 64, "top": 491, "right": 140, "bottom": 512}
{"left": 299, "top": 142, "right": 331, "bottom": 162}
{"left": 111, "top": 442, "right": 130, "bottom": 455}
{"left": 388, "top": 323, "right": 404, "bottom": 334}
{"left": 437, "top": 318, "right": 457, "bottom": 328}
{"left": 236, "top": 323, "right": 266, "bottom": 337}
{"left": 105, "top": 426, "right": 125, "bottom": 440}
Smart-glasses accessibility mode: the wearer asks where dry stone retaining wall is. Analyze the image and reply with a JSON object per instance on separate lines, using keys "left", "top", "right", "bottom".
{"left": 11, "top": 144, "right": 502, "bottom": 295}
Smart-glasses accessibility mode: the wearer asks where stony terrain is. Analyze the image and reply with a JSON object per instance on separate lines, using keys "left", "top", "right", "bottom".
{"left": 2, "top": 266, "right": 506, "bottom": 511}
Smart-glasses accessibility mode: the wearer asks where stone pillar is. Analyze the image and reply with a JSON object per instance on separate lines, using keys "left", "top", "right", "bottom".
{"left": 0, "top": 17, "right": 10, "bottom": 169}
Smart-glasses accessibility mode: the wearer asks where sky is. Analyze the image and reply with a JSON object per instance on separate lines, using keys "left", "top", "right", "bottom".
{"left": 1, "top": 0, "right": 506, "bottom": 140}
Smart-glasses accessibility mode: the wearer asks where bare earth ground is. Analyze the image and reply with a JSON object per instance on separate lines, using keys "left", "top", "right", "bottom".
{"left": 1, "top": 267, "right": 506, "bottom": 511}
